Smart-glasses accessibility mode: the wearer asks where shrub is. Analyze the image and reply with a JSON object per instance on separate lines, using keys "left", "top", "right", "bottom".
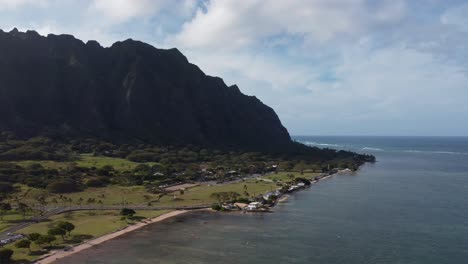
{"left": 211, "top": 204, "right": 222, "bottom": 211}
{"left": 120, "top": 208, "right": 136, "bottom": 216}
{"left": 0, "top": 248, "right": 13, "bottom": 264}
{"left": 235, "top": 197, "right": 250, "bottom": 203}
{"left": 47, "top": 180, "right": 79, "bottom": 193}
{"left": 15, "top": 239, "right": 31, "bottom": 251}
{"left": 85, "top": 178, "right": 105, "bottom": 187}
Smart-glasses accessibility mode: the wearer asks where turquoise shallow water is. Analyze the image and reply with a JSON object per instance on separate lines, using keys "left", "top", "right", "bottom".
{"left": 58, "top": 136, "right": 468, "bottom": 264}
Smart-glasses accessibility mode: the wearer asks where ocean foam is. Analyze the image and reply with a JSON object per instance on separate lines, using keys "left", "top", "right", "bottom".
{"left": 403, "top": 150, "right": 468, "bottom": 155}
{"left": 361, "top": 147, "right": 384, "bottom": 151}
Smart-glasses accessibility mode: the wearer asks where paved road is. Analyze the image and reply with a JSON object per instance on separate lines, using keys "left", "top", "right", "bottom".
{"left": 0, "top": 204, "right": 210, "bottom": 242}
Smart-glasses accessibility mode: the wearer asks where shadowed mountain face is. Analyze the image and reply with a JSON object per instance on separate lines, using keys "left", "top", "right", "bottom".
{"left": 0, "top": 28, "right": 291, "bottom": 150}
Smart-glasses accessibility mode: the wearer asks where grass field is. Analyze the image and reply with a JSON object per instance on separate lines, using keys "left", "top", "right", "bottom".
{"left": 8, "top": 185, "right": 160, "bottom": 207}
{"left": 46, "top": 185, "right": 159, "bottom": 206}
{"left": 19, "top": 179, "right": 279, "bottom": 207}
{"left": 75, "top": 154, "right": 158, "bottom": 171}
{"left": 0, "top": 213, "right": 24, "bottom": 232}
{"left": 16, "top": 154, "right": 157, "bottom": 172}
{"left": 10, "top": 172, "right": 318, "bottom": 209}
{"left": 264, "top": 171, "right": 319, "bottom": 182}
{"left": 9, "top": 210, "right": 171, "bottom": 262}
{"left": 155, "top": 179, "right": 278, "bottom": 207}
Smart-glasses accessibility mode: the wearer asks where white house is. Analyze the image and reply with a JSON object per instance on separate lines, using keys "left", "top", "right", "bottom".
{"left": 246, "top": 202, "right": 261, "bottom": 210}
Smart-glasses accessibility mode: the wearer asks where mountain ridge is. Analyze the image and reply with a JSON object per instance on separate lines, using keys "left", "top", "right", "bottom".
{"left": 0, "top": 28, "right": 292, "bottom": 151}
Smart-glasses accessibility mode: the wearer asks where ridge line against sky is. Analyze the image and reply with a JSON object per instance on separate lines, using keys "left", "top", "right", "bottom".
{"left": 1, "top": 0, "right": 468, "bottom": 136}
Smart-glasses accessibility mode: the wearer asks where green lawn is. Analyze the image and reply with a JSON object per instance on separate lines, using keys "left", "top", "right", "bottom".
{"left": 9, "top": 184, "right": 160, "bottom": 207}
{"left": 43, "top": 179, "right": 279, "bottom": 207}
{"left": 264, "top": 171, "right": 319, "bottom": 182}
{"left": 11, "top": 173, "right": 303, "bottom": 209}
{"left": 0, "top": 213, "right": 24, "bottom": 232}
{"left": 10, "top": 210, "right": 171, "bottom": 262}
{"left": 155, "top": 179, "right": 278, "bottom": 207}
{"left": 15, "top": 154, "right": 157, "bottom": 172}
{"left": 45, "top": 185, "right": 159, "bottom": 206}
{"left": 75, "top": 154, "right": 157, "bottom": 171}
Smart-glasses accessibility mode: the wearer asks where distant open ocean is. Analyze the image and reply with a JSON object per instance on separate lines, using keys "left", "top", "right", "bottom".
{"left": 58, "top": 136, "right": 468, "bottom": 264}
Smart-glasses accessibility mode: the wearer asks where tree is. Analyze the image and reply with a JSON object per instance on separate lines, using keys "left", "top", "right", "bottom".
{"left": 133, "top": 164, "right": 151, "bottom": 175}
{"left": 15, "top": 239, "right": 31, "bottom": 253}
{"left": 48, "top": 227, "right": 66, "bottom": 240}
{"left": 210, "top": 192, "right": 236, "bottom": 204}
{"left": 27, "top": 233, "right": 42, "bottom": 242}
{"left": 0, "top": 248, "right": 13, "bottom": 264}
{"left": 120, "top": 208, "right": 136, "bottom": 217}
{"left": 46, "top": 180, "right": 78, "bottom": 194}
{"left": 210, "top": 192, "right": 221, "bottom": 204}
{"left": 17, "top": 202, "right": 29, "bottom": 220}
{"left": 0, "top": 202, "right": 11, "bottom": 221}
{"left": 211, "top": 204, "right": 222, "bottom": 211}
{"left": 85, "top": 178, "right": 105, "bottom": 187}
{"left": 57, "top": 221, "right": 75, "bottom": 236}
{"left": 37, "top": 234, "right": 56, "bottom": 247}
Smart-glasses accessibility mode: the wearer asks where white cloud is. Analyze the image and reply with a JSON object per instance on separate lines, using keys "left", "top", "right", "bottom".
{"left": 88, "top": 0, "right": 197, "bottom": 25}
{"left": 0, "top": 0, "right": 49, "bottom": 10}
{"left": 88, "top": 0, "right": 167, "bottom": 23}
{"left": 441, "top": 3, "right": 468, "bottom": 32}
{"left": 180, "top": 36, "right": 468, "bottom": 135}
{"left": 171, "top": 0, "right": 407, "bottom": 51}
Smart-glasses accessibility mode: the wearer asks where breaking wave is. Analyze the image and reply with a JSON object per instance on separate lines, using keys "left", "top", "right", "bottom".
{"left": 361, "top": 147, "right": 384, "bottom": 151}
{"left": 403, "top": 150, "right": 468, "bottom": 155}
{"left": 302, "top": 141, "right": 345, "bottom": 148}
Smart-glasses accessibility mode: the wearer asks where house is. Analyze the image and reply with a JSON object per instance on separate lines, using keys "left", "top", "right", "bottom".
{"left": 263, "top": 192, "right": 274, "bottom": 200}
{"left": 222, "top": 204, "right": 235, "bottom": 210}
{"left": 263, "top": 190, "right": 281, "bottom": 200}
{"left": 297, "top": 182, "right": 305, "bottom": 187}
{"left": 246, "top": 202, "right": 261, "bottom": 210}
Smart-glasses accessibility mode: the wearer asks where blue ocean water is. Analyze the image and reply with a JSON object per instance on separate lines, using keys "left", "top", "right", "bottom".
{"left": 59, "top": 136, "right": 468, "bottom": 264}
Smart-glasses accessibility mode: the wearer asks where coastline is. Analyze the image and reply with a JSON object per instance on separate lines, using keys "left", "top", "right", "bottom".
{"left": 35, "top": 210, "right": 193, "bottom": 264}
{"left": 34, "top": 171, "right": 341, "bottom": 263}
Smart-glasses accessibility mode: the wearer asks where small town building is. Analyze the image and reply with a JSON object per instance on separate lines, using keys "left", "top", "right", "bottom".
{"left": 246, "top": 202, "right": 261, "bottom": 210}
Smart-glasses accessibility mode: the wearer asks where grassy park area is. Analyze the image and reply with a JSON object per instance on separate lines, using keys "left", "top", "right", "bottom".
{"left": 16, "top": 154, "right": 157, "bottom": 172}
{"left": 10, "top": 177, "right": 284, "bottom": 208}
{"left": 5, "top": 210, "right": 171, "bottom": 262}
{"left": 264, "top": 171, "right": 319, "bottom": 182}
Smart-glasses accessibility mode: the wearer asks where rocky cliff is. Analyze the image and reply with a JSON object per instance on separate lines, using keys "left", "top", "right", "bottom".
{"left": 0, "top": 29, "right": 291, "bottom": 151}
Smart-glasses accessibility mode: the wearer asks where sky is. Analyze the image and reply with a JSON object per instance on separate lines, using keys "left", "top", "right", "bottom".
{"left": 1, "top": 0, "right": 468, "bottom": 136}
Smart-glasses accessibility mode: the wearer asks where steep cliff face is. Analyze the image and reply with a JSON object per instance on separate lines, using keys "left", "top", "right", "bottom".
{"left": 0, "top": 29, "right": 291, "bottom": 150}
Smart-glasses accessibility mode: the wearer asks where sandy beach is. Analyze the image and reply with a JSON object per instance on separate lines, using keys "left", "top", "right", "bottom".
{"left": 277, "top": 195, "right": 289, "bottom": 203}
{"left": 35, "top": 210, "right": 190, "bottom": 264}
